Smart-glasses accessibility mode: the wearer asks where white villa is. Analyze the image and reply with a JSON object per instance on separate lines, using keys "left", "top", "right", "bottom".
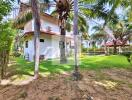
{"left": 21, "top": 13, "right": 73, "bottom": 61}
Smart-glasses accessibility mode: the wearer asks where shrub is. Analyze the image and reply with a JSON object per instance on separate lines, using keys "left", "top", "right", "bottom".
{"left": 13, "top": 52, "right": 21, "bottom": 57}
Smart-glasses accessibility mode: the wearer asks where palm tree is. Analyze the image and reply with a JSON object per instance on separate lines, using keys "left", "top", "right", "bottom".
{"left": 53, "top": 0, "right": 71, "bottom": 63}
{"left": 31, "top": 0, "right": 41, "bottom": 79}
{"left": 72, "top": 0, "right": 81, "bottom": 80}
{"left": 92, "top": 26, "right": 109, "bottom": 54}
{"left": 53, "top": 0, "right": 89, "bottom": 63}
{"left": 17, "top": 0, "right": 49, "bottom": 79}
{"left": 107, "top": 20, "right": 132, "bottom": 54}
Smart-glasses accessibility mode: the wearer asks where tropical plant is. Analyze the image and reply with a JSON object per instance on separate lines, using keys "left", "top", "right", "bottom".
{"left": 17, "top": 0, "right": 49, "bottom": 79}
{"left": 108, "top": 20, "right": 132, "bottom": 54}
{"left": 51, "top": 0, "right": 89, "bottom": 63}
{"left": 0, "top": 0, "right": 15, "bottom": 79}
{"left": 53, "top": 0, "right": 71, "bottom": 63}
{"left": 72, "top": 0, "right": 81, "bottom": 80}
{"left": 92, "top": 26, "right": 109, "bottom": 54}
{"left": 0, "top": 22, "right": 17, "bottom": 79}
{"left": 0, "top": 0, "right": 12, "bottom": 21}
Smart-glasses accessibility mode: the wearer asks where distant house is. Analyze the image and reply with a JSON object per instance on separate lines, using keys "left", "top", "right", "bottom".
{"left": 82, "top": 40, "right": 104, "bottom": 48}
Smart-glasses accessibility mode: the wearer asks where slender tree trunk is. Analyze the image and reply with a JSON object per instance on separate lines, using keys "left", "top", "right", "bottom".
{"left": 104, "top": 40, "right": 107, "bottom": 55}
{"left": 1, "top": 51, "right": 4, "bottom": 79}
{"left": 113, "top": 40, "right": 117, "bottom": 54}
{"left": 113, "top": 45, "right": 117, "bottom": 54}
{"left": 60, "top": 27, "right": 67, "bottom": 63}
{"left": 1, "top": 50, "right": 7, "bottom": 79}
{"left": 31, "top": 0, "right": 40, "bottom": 79}
{"left": 72, "top": 0, "right": 82, "bottom": 80}
{"left": 74, "top": 0, "right": 78, "bottom": 72}
{"left": 4, "top": 50, "right": 10, "bottom": 77}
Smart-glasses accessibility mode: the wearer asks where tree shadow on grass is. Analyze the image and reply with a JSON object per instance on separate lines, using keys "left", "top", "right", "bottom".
{"left": 7, "top": 57, "right": 74, "bottom": 79}
{"left": 7, "top": 55, "right": 132, "bottom": 79}
{"left": 39, "top": 60, "right": 73, "bottom": 75}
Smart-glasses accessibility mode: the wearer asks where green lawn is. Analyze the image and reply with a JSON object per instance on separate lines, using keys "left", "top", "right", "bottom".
{"left": 81, "top": 55, "right": 132, "bottom": 70}
{"left": 11, "top": 55, "right": 132, "bottom": 77}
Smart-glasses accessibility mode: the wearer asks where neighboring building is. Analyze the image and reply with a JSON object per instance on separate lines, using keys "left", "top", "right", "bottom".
{"left": 82, "top": 40, "right": 104, "bottom": 48}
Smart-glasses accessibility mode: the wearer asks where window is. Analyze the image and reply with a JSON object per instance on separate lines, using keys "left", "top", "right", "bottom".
{"left": 40, "top": 39, "right": 44, "bottom": 42}
{"left": 25, "top": 41, "right": 28, "bottom": 48}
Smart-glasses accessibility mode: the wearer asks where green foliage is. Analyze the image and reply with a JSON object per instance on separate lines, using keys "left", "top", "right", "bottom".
{"left": 13, "top": 11, "right": 32, "bottom": 28}
{"left": 81, "top": 47, "right": 87, "bottom": 53}
{"left": 13, "top": 51, "right": 21, "bottom": 57}
{"left": 10, "top": 55, "right": 132, "bottom": 77}
{"left": 14, "top": 0, "right": 50, "bottom": 28}
{"left": 0, "top": 21, "right": 17, "bottom": 79}
{"left": 121, "top": 52, "right": 132, "bottom": 63}
{"left": 0, "top": 0, "right": 13, "bottom": 21}
{"left": 0, "top": 22, "right": 16, "bottom": 52}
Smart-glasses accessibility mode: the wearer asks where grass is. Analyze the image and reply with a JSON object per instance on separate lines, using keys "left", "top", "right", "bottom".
{"left": 80, "top": 55, "right": 132, "bottom": 70}
{"left": 10, "top": 55, "right": 132, "bottom": 77}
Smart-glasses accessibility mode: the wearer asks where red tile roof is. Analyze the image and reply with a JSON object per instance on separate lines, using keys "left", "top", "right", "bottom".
{"left": 105, "top": 40, "right": 129, "bottom": 47}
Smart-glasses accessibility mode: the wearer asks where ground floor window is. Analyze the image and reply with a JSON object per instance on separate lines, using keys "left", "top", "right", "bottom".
{"left": 40, "top": 39, "right": 44, "bottom": 42}
{"left": 25, "top": 41, "right": 28, "bottom": 48}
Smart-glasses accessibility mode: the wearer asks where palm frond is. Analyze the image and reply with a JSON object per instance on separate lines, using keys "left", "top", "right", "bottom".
{"left": 13, "top": 9, "right": 32, "bottom": 28}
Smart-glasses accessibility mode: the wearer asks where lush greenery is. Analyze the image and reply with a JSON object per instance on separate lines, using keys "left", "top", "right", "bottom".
{"left": 0, "top": 22, "right": 16, "bottom": 79}
{"left": 0, "top": 0, "right": 16, "bottom": 79}
{"left": 10, "top": 55, "right": 132, "bottom": 77}
{"left": 0, "top": 0, "right": 12, "bottom": 21}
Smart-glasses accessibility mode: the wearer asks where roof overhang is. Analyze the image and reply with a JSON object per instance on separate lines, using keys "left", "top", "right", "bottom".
{"left": 22, "top": 31, "right": 73, "bottom": 39}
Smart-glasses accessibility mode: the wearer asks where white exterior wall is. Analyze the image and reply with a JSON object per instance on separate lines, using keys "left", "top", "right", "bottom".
{"left": 23, "top": 38, "right": 34, "bottom": 61}
{"left": 38, "top": 34, "right": 60, "bottom": 59}
{"left": 24, "top": 19, "right": 73, "bottom": 37}
{"left": 23, "top": 16, "right": 73, "bottom": 61}
{"left": 24, "top": 20, "right": 33, "bottom": 33}
{"left": 40, "top": 19, "right": 60, "bottom": 34}
{"left": 23, "top": 34, "right": 60, "bottom": 61}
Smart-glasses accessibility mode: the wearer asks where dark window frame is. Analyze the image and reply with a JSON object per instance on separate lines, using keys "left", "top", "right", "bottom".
{"left": 40, "top": 39, "right": 44, "bottom": 42}
{"left": 25, "top": 41, "right": 28, "bottom": 48}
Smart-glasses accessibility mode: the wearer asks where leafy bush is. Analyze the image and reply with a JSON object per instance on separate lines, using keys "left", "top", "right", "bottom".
{"left": 81, "top": 47, "right": 88, "bottom": 53}
{"left": 121, "top": 52, "right": 132, "bottom": 63}
{"left": 13, "top": 52, "right": 21, "bottom": 57}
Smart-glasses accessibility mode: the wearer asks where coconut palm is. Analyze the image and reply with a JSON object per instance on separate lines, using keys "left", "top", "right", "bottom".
{"left": 52, "top": 0, "right": 89, "bottom": 63}
{"left": 17, "top": 0, "right": 49, "bottom": 79}
{"left": 53, "top": 0, "right": 72, "bottom": 63}
{"left": 108, "top": 20, "right": 132, "bottom": 54}
{"left": 92, "top": 26, "right": 109, "bottom": 54}
{"left": 53, "top": 0, "right": 132, "bottom": 64}
{"left": 72, "top": 0, "right": 80, "bottom": 80}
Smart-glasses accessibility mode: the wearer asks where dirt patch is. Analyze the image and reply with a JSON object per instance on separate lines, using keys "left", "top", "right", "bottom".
{"left": 0, "top": 69, "right": 132, "bottom": 100}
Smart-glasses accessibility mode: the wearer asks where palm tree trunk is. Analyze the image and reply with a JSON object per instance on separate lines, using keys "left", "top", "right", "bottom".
{"left": 1, "top": 51, "right": 4, "bottom": 79}
{"left": 104, "top": 40, "right": 107, "bottom": 55}
{"left": 31, "top": 0, "right": 40, "bottom": 79}
{"left": 113, "top": 40, "right": 117, "bottom": 54}
{"left": 74, "top": 0, "right": 78, "bottom": 71}
{"left": 72, "top": 0, "right": 82, "bottom": 81}
{"left": 60, "top": 27, "right": 67, "bottom": 63}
